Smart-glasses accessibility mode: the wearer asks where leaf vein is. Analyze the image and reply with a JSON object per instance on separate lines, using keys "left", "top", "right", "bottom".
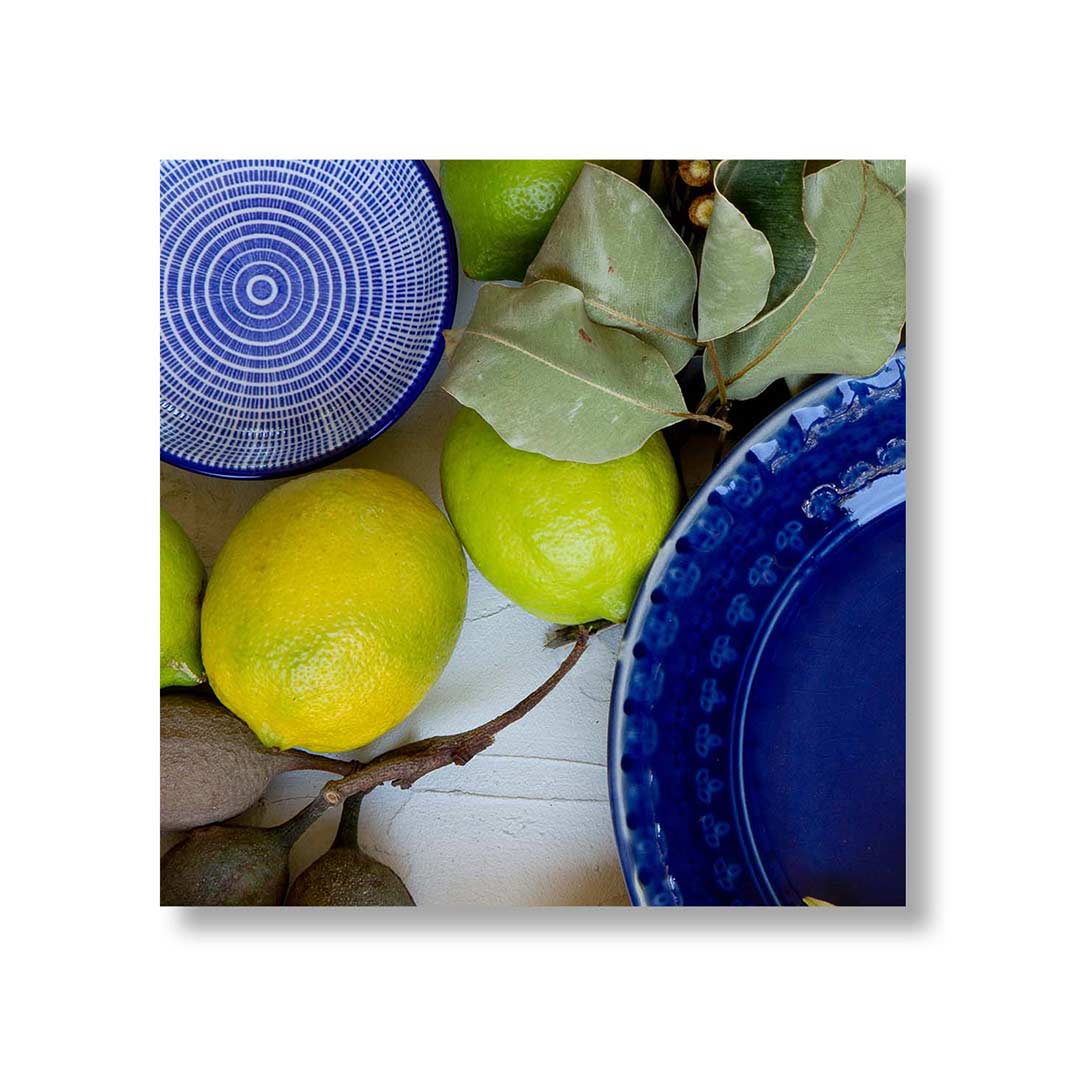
{"left": 725, "top": 164, "right": 870, "bottom": 386}
{"left": 586, "top": 298, "right": 698, "bottom": 345}
{"left": 524, "top": 270, "right": 698, "bottom": 346}
{"left": 461, "top": 328, "right": 678, "bottom": 418}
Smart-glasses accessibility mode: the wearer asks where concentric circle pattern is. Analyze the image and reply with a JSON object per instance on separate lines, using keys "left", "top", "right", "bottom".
{"left": 160, "top": 160, "right": 456, "bottom": 477}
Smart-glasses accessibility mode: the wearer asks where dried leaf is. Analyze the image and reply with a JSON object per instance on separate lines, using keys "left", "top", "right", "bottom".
{"left": 716, "top": 160, "right": 816, "bottom": 318}
{"left": 444, "top": 280, "right": 688, "bottom": 463}
{"left": 527, "top": 164, "right": 698, "bottom": 372}
{"left": 710, "top": 161, "right": 906, "bottom": 400}
{"left": 647, "top": 160, "right": 670, "bottom": 208}
{"left": 870, "top": 159, "right": 906, "bottom": 200}
{"left": 697, "top": 166, "right": 775, "bottom": 341}
{"left": 591, "top": 159, "right": 644, "bottom": 183}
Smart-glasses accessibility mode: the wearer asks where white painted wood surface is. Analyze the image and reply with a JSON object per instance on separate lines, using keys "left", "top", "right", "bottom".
{"left": 161, "top": 264, "right": 631, "bottom": 906}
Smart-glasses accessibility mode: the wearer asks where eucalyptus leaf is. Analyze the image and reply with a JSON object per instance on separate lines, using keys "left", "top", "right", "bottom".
{"left": 716, "top": 159, "right": 816, "bottom": 317}
{"left": 648, "top": 159, "right": 670, "bottom": 208}
{"left": 592, "top": 159, "right": 644, "bottom": 183}
{"left": 870, "top": 159, "right": 906, "bottom": 201}
{"left": 526, "top": 163, "right": 698, "bottom": 372}
{"left": 710, "top": 161, "right": 906, "bottom": 401}
{"left": 697, "top": 169, "right": 774, "bottom": 342}
{"left": 444, "top": 279, "right": 688, "bottom": 463}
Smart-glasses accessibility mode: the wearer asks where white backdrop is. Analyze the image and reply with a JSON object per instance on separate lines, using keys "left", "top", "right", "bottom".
{"left": 2, "top": 2, "right": 1061, "bottom": 1062}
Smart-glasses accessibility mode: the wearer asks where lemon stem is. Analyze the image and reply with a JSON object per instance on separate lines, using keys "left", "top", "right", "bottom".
{"left": 277, "top": 750, "right": 358, "bottom": 776}
{"left": 545, "top": 618, "right": 617, "bottom": 648}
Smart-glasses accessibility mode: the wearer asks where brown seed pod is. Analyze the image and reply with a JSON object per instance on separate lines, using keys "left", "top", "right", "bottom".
{"left": 161, "top": 830, "right": 187, "bottom": 857}
{"left": 678, "top": 160, "right": 713, "bottom": 187}
{"left": 688, "top": 194, "right": 715, "bottom": 229}
{"left": 160, "top": 692, "right": 352, "bottom": 831}
{"left": 286, "top": 795, "right": 414, "bottom": 906}
{"left": 161, "top": 795, "right": 328, "bottom": 906}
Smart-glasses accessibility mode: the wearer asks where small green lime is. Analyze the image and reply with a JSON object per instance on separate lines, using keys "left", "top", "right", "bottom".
{"left": 440, "top": 407, "right": 682, "bottom": 625}
{"left": 161, "top": 507, "right": 206, "bottom": 687}
{"left": 439, "top": 160, "right": 584, "bottom": 281}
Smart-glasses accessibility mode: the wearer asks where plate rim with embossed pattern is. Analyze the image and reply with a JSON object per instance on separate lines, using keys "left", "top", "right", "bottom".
{"left": 608, "top": 351, "right": 906, "bottom": 906}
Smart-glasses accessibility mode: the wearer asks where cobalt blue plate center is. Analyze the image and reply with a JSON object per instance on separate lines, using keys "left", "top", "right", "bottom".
{"left": 609, "top": 355, "right": 906, "bottom": 906}
{"left": 160, "top": 159, "right": 457, "bottom": 478}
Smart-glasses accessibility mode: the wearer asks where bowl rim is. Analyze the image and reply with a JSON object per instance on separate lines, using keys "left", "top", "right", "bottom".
{"left": 159, "top": 159, "right": 458, "bottom": 480}
{"left": 607, "top": 350, "right": 907, "bottom": 905}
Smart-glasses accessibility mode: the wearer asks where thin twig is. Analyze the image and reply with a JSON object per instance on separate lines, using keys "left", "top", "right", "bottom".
{"left": 693, "top": 398, "right": 733, "bottom": 471}
{"left": 709, "top": 419, "right": 732, "bottom": 467}
{"left": 321, "top": 630, "right": 593, "bottom": 806}
{"left": 694, "top": 391, "right": 715, "bottom": 416}
{"left": 678, "top": 411, "right": 732, "bottom": 430}
{"left": 690, "top": 341, "right": 733, "bottom": 476}
{"left": 703, "top": 339, "right": 728, "bottom": 409}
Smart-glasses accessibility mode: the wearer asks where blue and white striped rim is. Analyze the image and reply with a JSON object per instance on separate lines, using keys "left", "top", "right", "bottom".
{"left": 160, "top": 160, "right": 457, "bottom": 479}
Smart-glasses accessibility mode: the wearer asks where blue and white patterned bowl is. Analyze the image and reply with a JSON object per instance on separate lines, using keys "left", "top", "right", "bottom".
{"left": 160, "top": 160, "right": 457, "bottom": 478}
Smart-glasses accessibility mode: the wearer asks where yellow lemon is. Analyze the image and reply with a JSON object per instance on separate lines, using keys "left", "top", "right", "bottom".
{"left": 201, "top": 470, "right": 468, "bottom": 752}
{"left": 440, "top": 408, "right": 681, "bottom": 625}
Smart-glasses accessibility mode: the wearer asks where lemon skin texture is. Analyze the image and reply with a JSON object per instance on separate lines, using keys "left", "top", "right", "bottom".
{"left": 201, "top": 470, "right": 468, "bottom": 753}
{"left": 440, "top": 408, "right": 681, "bottom": 625}
{"left": 160, "top": 507, "right": 207, "bottom": 688}
{"left": 439, "top": 160, "right": 584, "bottom": 281}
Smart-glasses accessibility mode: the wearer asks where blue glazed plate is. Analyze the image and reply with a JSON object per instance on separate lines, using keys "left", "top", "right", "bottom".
{"left": 609, "top": 354, "right": 906, "bottom": 906}
{"left": 160, "top": 160, "right": 457, "bottom": 478}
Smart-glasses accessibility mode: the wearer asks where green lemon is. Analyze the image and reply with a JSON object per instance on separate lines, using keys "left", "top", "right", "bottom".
{"left": 439, "top": 160, "right": 584, "bottom": 281}
{"left": 161, "top": 507, "right": 207, "bottom": 688}
{"left": 440, "top": 408, "right": 682, "bottom": 625}
{"left": 201, "top": 470, "right": 468, "bottom": 753}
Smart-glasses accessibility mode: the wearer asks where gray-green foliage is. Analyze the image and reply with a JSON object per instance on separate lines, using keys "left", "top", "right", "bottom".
{"left": 444, "top": 160, "right": 906, "bottom": 463}
{"left": 698, "top": 159, "right": 818, "bottom": 343}
{"left": 711, "top": 161, "right": 905, "bottom": 401}
{"left": 870, "top": 159, "right": 906, "bottom": 200}
{"left": 527, "top": 163, "right": 698, "bottom": 371}
{"left": 444, "top": 280, "right": 688, "bottom": 463}
{"left": 697, "top": 171, "right": 774, "bottom": 342}
{"left": 714, "top": 160, "right": 815, "bottom": 318}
